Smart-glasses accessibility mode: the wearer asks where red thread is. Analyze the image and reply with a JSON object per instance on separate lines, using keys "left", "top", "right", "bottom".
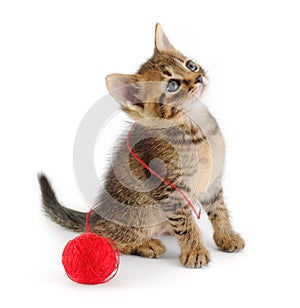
{"left": 126, "top": 122, "right": 201, "bottom": 219}
{"left": 85, "top": 209, "right": 93, "bottom": 232}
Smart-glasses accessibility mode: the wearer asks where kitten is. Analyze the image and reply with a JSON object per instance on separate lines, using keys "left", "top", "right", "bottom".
{"left": 39, "top": 24, "right": 244, "bottom": 268}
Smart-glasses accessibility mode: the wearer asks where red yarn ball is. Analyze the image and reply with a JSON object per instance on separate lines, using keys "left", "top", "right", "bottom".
{"left": 62, "top": 233, "right": 120, "bottom": 284}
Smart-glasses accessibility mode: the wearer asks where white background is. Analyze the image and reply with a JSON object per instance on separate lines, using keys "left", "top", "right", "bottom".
{"left": 1, "top": 0, "right": 300, "bottom": 307}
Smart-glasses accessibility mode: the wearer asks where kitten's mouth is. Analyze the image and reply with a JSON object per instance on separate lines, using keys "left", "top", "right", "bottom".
{"left": 191, "top": 76, "right": 208, "bottom": 100}
{"left": 192, "top": 83, "right": 205, "bottom": 99}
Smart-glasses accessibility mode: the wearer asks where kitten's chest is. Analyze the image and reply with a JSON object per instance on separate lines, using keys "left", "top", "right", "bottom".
{"left": 183, "top": 103, "right": 225, "bottom": 199}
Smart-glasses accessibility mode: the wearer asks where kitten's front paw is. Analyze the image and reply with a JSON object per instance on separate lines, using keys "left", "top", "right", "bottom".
{"left": 214, "top": 232, "right": 245, "bottom": 252}
{"left": 180, "top": 248, "right": 211, "bottom": 268}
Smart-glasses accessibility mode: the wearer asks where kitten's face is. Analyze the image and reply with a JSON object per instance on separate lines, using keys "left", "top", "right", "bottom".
{"left": 106, "top": 24, "right": 208, "bottom": 122}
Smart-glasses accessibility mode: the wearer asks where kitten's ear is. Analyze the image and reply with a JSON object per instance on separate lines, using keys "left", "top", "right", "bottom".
{"left": 155, "top": 23, "right": 176, "bottom": 53}
{"left": 106, "top": 74, "right": 137, "bottom": 105}
{"left": 106, "top": 74, "right": 144, "bottom": 120}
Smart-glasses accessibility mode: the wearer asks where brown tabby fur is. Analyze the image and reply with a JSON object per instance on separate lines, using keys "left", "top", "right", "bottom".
{"left": 39, "top": 24, "right": 244, "bottom": 268}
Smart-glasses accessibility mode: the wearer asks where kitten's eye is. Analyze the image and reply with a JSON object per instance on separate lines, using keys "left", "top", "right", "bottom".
{"left": 186, "top": 60, "right": 198, "bottom": 72}
{"left": 166, "top": 79, "right": 180, "bottom": 92}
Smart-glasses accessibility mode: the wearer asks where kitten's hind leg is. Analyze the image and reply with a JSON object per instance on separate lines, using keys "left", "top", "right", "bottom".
{"left": 91, "top": 217, "right": 166, "bottom": 258}
{"left": 119, "top": 238, "right": 166, "bottom": 258}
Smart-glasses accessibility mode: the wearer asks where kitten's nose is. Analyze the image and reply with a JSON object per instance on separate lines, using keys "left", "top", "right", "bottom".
{"left": 195, "top": 75, "right": 203, "bottom": 84}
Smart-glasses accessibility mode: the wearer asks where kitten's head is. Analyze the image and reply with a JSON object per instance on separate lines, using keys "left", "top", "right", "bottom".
{"left": 106, "top": 24, "right": 208, "bottom": 122}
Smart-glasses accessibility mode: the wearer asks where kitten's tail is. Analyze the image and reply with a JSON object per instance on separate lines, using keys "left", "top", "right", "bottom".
{"left": 38, "top": 173, "right": 86, "bottom": 232}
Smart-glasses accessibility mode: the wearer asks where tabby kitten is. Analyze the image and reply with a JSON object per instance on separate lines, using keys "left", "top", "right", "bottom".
{"left": 39, "top": 24, "right": 244, "bottom": 268}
